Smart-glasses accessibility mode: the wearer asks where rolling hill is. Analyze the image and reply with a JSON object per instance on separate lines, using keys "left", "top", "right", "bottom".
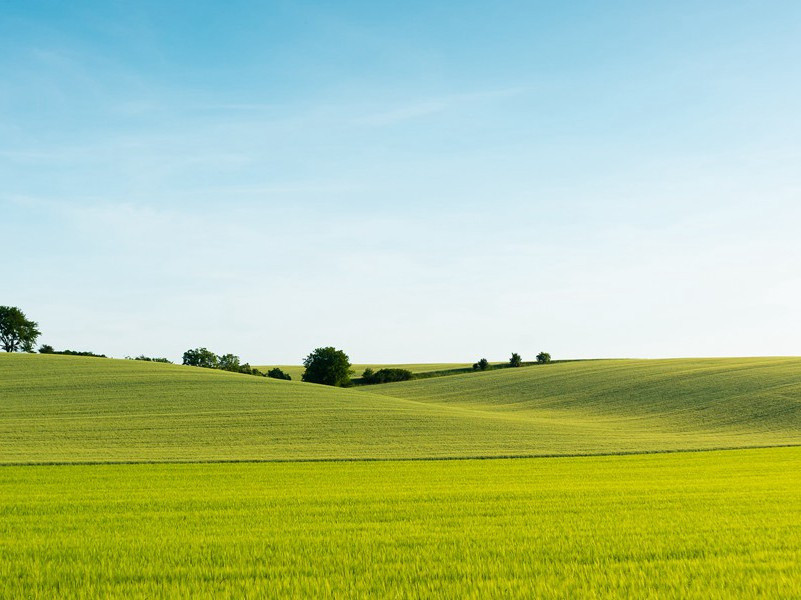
{"left": 1, "top": 354, "right": 799, "bottom": 464}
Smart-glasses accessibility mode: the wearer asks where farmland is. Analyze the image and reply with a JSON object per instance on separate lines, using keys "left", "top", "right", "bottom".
{"left": 1, "top": 354, "right": 799, "bottom": 463}
{"left": 1, "top": 448, "right": 799, "bottom": 598}
{"left": 2, "top": 353, "right": 800, "bottom": 597}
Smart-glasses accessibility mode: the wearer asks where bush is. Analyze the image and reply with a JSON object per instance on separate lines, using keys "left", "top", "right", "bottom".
{"left": 133, "top": 355, "right": 171, "bottom": 363}
{"left": 302, "top": 347, "right": 352, "bottom": 387}
{"left": 509, "top": 353, "right": 522, "bottom": 367}
{"left": 52, "top": 349, "right": 106, "bottom": 358}
{"left": 473, "top": 358, "right": 490, "bottom": 371}
{"left": 362, "top": 368, "right": 413, "bottom": 384}
{"left": 39, "top": 344, "right": 55, "bottom": 354}
{"left": 536, "top": 352, "right": 551, "bottom": 364}
{"left": 267, "top": 367, "right": 292, "bottom": 381}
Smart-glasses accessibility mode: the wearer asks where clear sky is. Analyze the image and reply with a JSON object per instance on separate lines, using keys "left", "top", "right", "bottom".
{"left": 3, "top": 1, "right": 800, "bottom": 364}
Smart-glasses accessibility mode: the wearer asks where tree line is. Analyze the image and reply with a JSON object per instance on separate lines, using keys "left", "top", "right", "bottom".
{"left": 2, "top": 306, "right": 554, "bottom": 387}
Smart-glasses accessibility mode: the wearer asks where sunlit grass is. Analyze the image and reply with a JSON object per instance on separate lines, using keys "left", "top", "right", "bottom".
{"left": 1, "top": 354, "right": 800, "bottom": 463}
{"left": 1, "top": 447, "right": 799, "bottom": 598}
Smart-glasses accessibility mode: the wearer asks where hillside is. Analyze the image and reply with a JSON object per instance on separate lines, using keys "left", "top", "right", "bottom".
{"left": 1, "top": 354, "right": 799, "bottom": 463}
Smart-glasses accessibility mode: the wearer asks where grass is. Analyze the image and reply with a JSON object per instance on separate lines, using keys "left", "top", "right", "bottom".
{"left": 1, "top": 447, "right": 799, "bottom": 598}
{"left": 2, "top": 354, "right": 800, "bottom": 463}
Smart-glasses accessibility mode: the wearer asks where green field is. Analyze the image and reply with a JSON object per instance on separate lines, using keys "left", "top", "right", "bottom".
{"left": 2, "top": 353, "right": 800, "bottom": 597}
{"left": 1, "top": 354, "right": 799, "bottom": 463}
{"left": 1, "top": 448, "right": 799, "bottom": 598}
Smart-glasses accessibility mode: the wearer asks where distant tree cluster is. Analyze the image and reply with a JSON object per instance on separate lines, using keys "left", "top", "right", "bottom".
{"left": 473, "top": 358, "right": 490, "bottom": 371}
{"left": 129, "top": 355, "right": 172, "bottom": 363}
{"left": 536, "top": 352, "right": 551, "bottom": 364}
{"left": 182, "top": 347, "right": 278, "bottom": 378}
{"left": 302, "top": 347, "right": 352, "bottom": 387}
{"left": 0, "top": 306, "right": 40, "bottom": 353}
{"left": 361, "top": 367, "right": 413, "bottom": 384}
{"left": 39, "top": 345, "right": 106, "bottom": 358}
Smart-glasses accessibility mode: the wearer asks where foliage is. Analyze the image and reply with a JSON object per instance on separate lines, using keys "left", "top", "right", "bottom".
{"left": 267, "top": 367, "right": 292, "bottom": 381}
{"left": 0, "top": 306, "right": 40, "bottom": 353}
{"left": 45, "top": 349, "right": 107, "bottom": 358}
{"left": 362, "top": 367, "right": 414, "bottom": 384}
{"left": 182, "top": 347, "right": 219, "bottom": 369}
{"left": 1, "top": 448, "right": 799, "bottom": 598}
{"left": 131, "top": 355, "right": 172, "bottom": 363}
{"left": 217, "top": 353, "right": 241, "bottom": 372}
{"left": 509, "top": 353, "right": 522, "bottom": 367}
{"left": 39, "top": 344, "right": 55, "bottom": 354}
{"left": 301, "top": 346, "right": 352, "bottom": 387}
{"left": 473, "top": 358, "right": 490, "bottom": 371}
{"left": 536, "top": 352, "right": 551, "bottom": 364}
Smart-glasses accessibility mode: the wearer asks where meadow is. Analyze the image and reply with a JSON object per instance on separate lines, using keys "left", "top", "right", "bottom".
{"left": 1, "top": 354, "right": 799, "bottom": 463}
{"left": 1, "top": 447, "right": 799, "bottom": 598}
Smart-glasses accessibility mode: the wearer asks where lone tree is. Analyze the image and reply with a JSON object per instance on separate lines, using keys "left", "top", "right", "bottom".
{"left": 473, "top": 358, "right": 490, "bottom": 371}
{"left": 0, "top": 306, "right": 40, "bottom": 353}
{"left": 302, "top": 346, "right": 352, "bottom": 386}
{"left": 182, "top": 347, "right": 219, "bottom": 368}
{"left": 509, "top": 352, "right": 522, "bottom": 367}
{"left": 536, "top": 351, "right": 551, "bottom": 364}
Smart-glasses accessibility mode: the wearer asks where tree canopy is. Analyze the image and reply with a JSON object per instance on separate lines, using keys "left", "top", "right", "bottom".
{"left": 509, "top": 353, "right": 522, "bottom": 367}
{"left": 537, "top": 352, "right": 552, "bottom": 364}
{"left": 0, "top": 306, "right": 40, "bottom": 353}
{"left": 302, "top": 347, "right": 352, "bottom": 386}
{"left": 182, "top": 347, "right": 219, "bottom": 369}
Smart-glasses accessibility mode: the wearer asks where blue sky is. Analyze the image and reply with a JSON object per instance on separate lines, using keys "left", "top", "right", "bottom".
{"left": 3, "top": 1, "right": 801, "bottom": 363}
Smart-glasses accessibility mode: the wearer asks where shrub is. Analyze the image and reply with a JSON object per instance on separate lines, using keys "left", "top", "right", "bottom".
{"left": 363, "top": 368, "right": 413, "bottom": 384}
{"left": 133, "top": 355, "right": 172, "bottom": 363}
{"left": 509, "top": 353, "right": 522, "bottom": 367}
{"left": 536, "top": 352, "right": 552, "bottom": 364}
{"left": 267, "top": 367, "right": 292, "bottom": 381}
{"left": 39, "top": 344, "right": 55, "bottom": 354}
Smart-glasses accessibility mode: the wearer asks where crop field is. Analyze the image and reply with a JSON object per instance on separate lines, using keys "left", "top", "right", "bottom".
{"left": 1, "top": 447, "right": 799, "bottom": 598}
{"left": 1, "top": 354, "right": 800, "bottom": 463}
{"left": 2, "top": 354, "right": 800, "bottom": 598}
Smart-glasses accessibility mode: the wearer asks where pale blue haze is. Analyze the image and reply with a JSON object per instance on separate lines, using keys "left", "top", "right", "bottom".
{"left": 2, "top": 1, "right": 800, "bottom": 362}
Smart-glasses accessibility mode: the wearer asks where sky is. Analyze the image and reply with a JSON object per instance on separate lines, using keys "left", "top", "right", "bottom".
{"left": 2, "top": 0, "right": 801, "bottom": 364}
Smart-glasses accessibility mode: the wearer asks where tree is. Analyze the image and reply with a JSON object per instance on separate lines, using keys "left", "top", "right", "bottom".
{"left": 509, "top": 352, "right": 522, "bottom": 367}
{"left": 182, "top": 347, "right": 218, "bottom": 368}
{"left": 473, "top": 358, "right": 490, "bottom": 371}
{"left": 39, "top": 344, "right": 55, "bottom": 354}
{"left": 217, "top": 353, "right": 241, "bottom": 372}
{"left": 267, "top": 367, "right": 292, "bottom": 381}
{"left": 301, "top": 347, "right": 352, "bottom": 386}
{"left": 536, "top": 351, "right": 551, "bottom": 364}
{"left": 0, "top": 306, "right": 40, "bottom": 353}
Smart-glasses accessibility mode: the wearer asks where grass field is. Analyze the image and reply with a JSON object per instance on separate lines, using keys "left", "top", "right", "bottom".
{"left": 1, "top": 447, "right": 799, "bottom": 598}
{"left": 1, "top": 354, "right": 799, "bottom": 463}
